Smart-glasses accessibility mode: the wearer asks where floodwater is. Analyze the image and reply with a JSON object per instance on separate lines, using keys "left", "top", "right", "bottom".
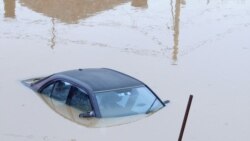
{"left": 37, "top": 93, "right": 150, "bottom": 128}
{"left": 0, "top": 0, "right": 250, "bottom": 140}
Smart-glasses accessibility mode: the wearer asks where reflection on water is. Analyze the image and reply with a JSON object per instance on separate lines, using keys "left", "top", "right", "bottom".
{"left": 1, "top": 0, "right": 173, "bottom": 60}
{"left": 1, "top": 0, "right": 183, "bottom": 63}
{"left": 4, "top": 0, "right": 16, "bottom": 18}
{"left": 50, "top": 18, "right": 56, "bottom": 49}
{"left": 171, "top": 0, "right": 183, "bottom": 65}
{"left": 18, "top": 0, "right": 150, "bottom": 49}
{"left": 19, "top": 0, "right": 130, "bottom": 24}
{"left": 131, "top": 0, "right": 148, "bottom": 8}
{"left": 39, "top": 94, "right": 150, "bottom": 128}
{"left": 1, "top": 0, "right": 247, "bottom": 63}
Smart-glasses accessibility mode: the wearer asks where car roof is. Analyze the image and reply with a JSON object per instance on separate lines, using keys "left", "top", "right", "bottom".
{"left": 54, "top": 68, "right": 144, "bottom": 92}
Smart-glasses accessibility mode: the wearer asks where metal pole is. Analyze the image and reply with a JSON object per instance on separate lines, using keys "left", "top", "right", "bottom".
{"left": 178, "top": 95, "right": 193, "bottom": 141}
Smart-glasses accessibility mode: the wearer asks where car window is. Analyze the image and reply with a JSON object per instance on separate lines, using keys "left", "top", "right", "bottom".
{"left": 51, "top": 81, "right": 71, "bottom": 101}
{"left": 67, "top": 87, "right": 92, "bottom": 112}
{"left": 95, "top": 86, "right": 164, "bottom": 117}
{"left": 41, "top": 83, "right": 54, "bottom": 96}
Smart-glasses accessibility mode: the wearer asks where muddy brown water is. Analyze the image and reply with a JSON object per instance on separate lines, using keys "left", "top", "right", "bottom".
{"left": 0, "top": 0, "right": 250, "bottom": 141}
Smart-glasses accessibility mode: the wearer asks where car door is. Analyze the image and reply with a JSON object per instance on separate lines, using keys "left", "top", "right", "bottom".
{"left": 66, "top": 86, "right": 93, "bottom": 117}
{"left": 40, "top": 80, "right": 95, "bottom": 120}
{"left": 50, "top": 81, "right": 73, "bottom": 119}
{"left": 40, "top": 80, "right": 73, "bottom": 119}
{"left": 64, "top": 86, "right": 97, "bottom": 126}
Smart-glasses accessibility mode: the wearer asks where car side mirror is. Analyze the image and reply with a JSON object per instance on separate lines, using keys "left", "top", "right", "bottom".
{"left": 79, "top": 111, "right": 95, "bottom": 118}
{"left": 163, "top": 100, "right": 170, "bottom": 105}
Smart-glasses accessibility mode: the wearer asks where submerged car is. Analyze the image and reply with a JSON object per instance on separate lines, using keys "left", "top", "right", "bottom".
{"left": 23, "top": 68, "right": 168, "bottom": 119}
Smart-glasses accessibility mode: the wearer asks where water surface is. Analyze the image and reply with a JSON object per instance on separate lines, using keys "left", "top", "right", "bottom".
{"left": 0, "top": 0, "right": 250, "bottom": 140}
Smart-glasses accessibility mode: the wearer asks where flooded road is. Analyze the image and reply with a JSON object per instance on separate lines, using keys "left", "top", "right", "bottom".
{"left": 1, "top": 0, "right": 250, "bottom": 140}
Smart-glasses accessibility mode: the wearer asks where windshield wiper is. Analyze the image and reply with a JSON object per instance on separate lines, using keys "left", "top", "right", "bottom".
{"left": 146, "top": 98, "right": 157, "bottom": 114}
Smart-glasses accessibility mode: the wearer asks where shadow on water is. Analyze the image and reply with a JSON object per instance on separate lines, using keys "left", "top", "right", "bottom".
{"left": 4, "top": 0, "right": 16, "bottom": 18}
{"left": 38, "top": 93, "right": 151, "bottom": 128}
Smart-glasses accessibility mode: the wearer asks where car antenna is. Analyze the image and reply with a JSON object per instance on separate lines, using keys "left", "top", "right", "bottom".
{"left": 178, "top": 95, "right": 193, "bottom": 141}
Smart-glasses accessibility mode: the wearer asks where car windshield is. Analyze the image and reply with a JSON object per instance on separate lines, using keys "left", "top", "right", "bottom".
{"left": 95, "top": 86, "right": 164, "bottom": 118}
